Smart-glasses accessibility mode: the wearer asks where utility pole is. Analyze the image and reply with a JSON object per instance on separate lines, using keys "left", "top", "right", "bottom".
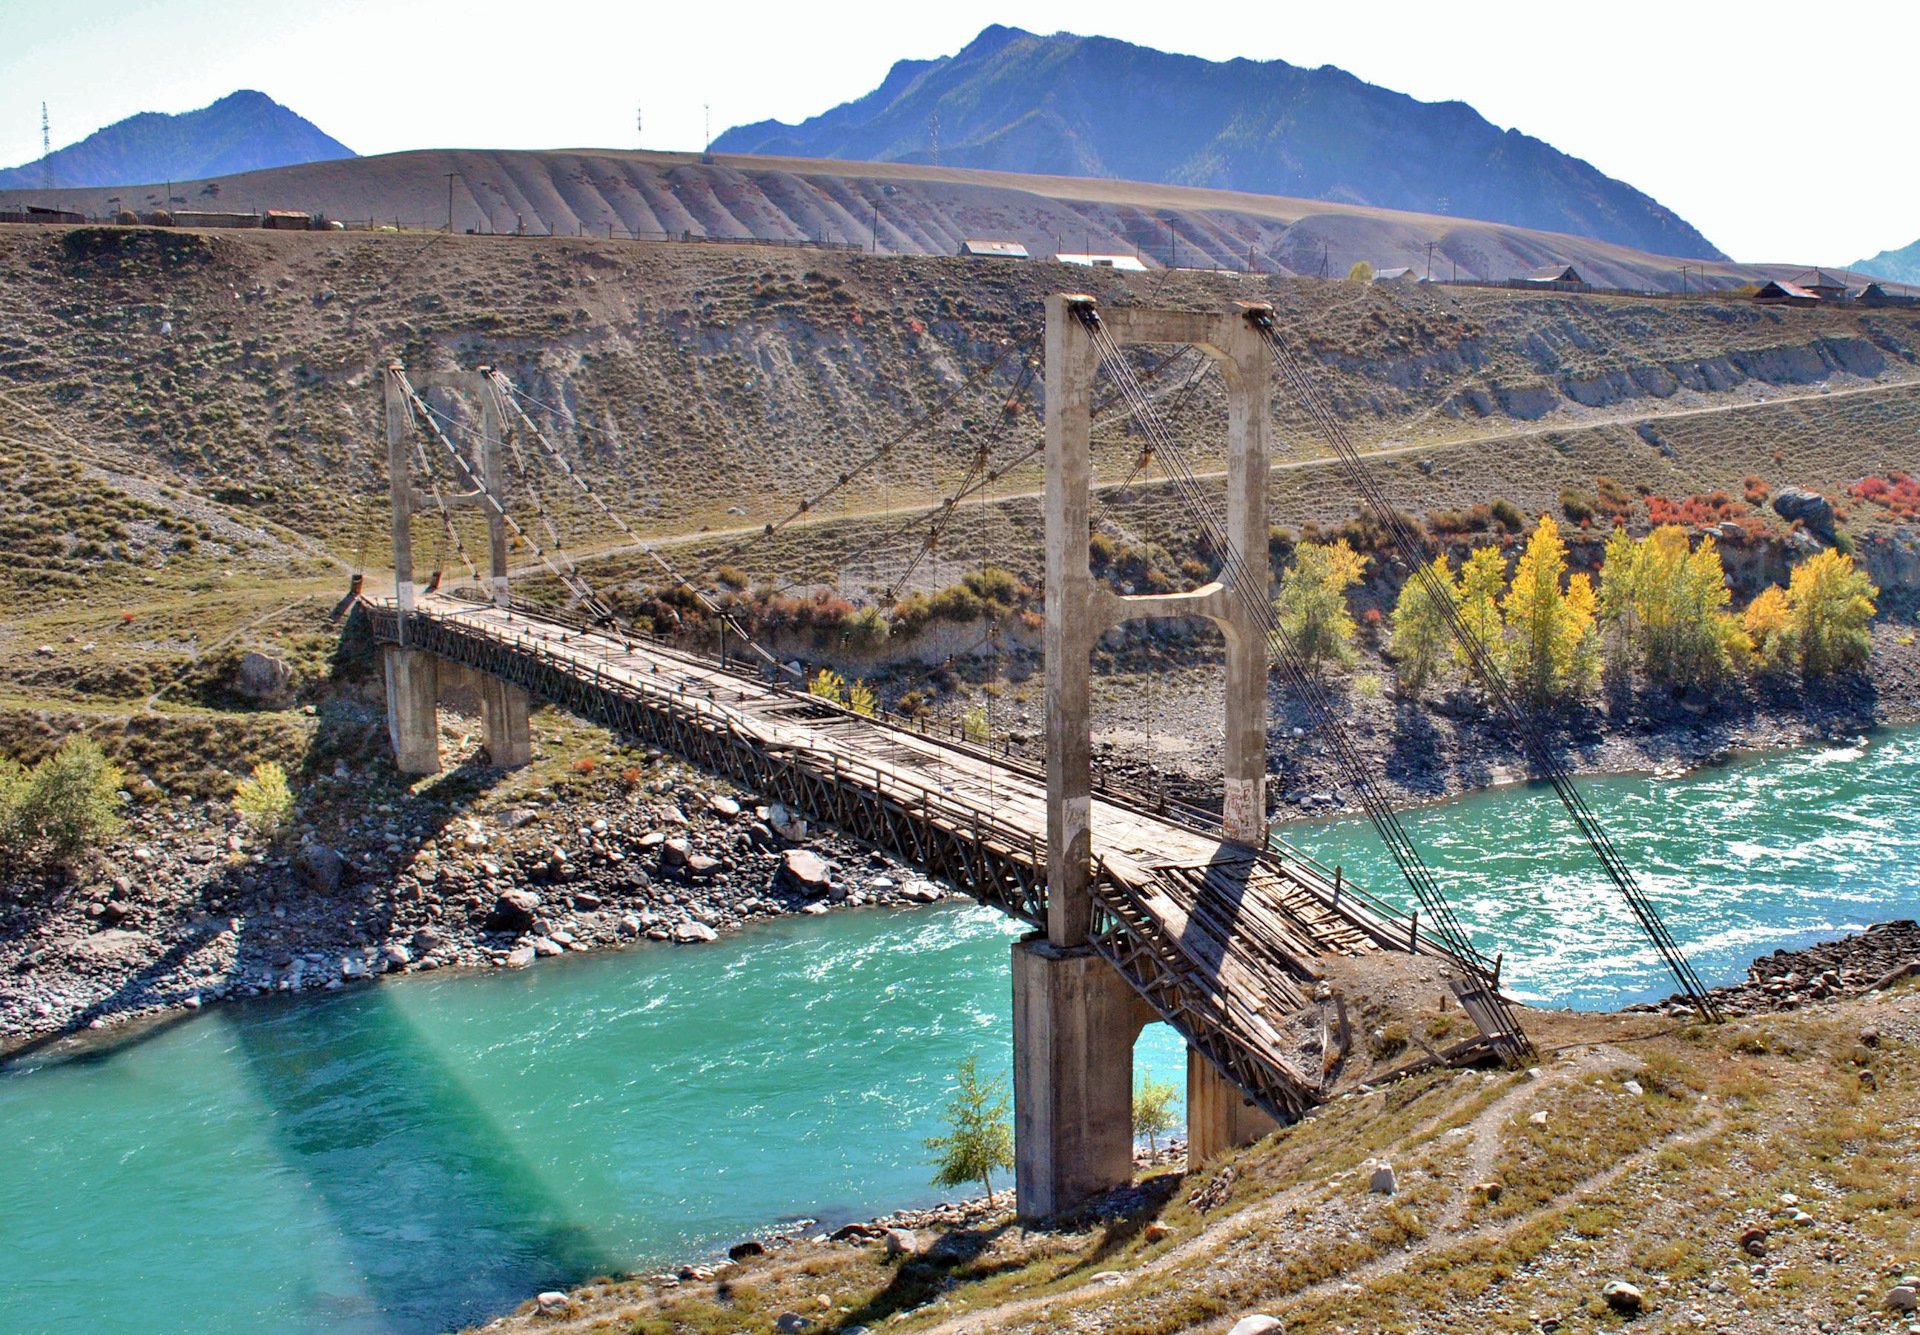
{"left": 1426, "top": 240, "right": 1436, "bottom": 281}
{"left": 703, "top": 104, "right": 710, "bottom": 150}
{"left": 871, "top": 200, "right": 879, "bottom": 253}
{"left": 444, "top": 173, "right": 459, "bottom": 232}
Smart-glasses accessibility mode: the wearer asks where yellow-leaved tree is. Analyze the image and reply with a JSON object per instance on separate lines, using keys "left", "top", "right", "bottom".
{"left": 1788, "top": 549, "right": 1878, "bottom": 677}
{"left": 1742, "top": 585, "right": 1796, "bottom": 672}
{"left": 1275, "top": 540, "right": 1368, "bottom": 676}
{"left": 1387, "top": 553, "right": 1455, "bottom": 694}
{"left": 1598, "top": 525, "right": 1748, "bottom": 685}
{"left": 1451, "top": 546, "right": 1508, "bottom": 671}
{"left": 1501, "top": 515, "right": 1598, "bottom": 702}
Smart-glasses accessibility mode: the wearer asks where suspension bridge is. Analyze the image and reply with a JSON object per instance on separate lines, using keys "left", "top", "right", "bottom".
{"left": 356, "top": 291, "right": 1710, "bottom": 1222}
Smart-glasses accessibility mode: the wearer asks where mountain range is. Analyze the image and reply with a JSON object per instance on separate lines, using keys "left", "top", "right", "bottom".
{"left": 1853, "top": 236, "right": 1920, "bottom": 285}
{"left": 0, "top": 91, "right": 354, "bottom": 192}
{"left": 715, "top": 26, "right": 1724, "bottom": 262}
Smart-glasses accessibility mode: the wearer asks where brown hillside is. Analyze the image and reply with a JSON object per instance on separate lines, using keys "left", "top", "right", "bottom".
{"left": 0, "top": 148, "right": 1829, "bottom": 290}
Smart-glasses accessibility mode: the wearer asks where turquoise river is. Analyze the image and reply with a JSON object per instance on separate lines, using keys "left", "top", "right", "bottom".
{"left": 2, "top": 728, "right": 1916, "bottom": 1334}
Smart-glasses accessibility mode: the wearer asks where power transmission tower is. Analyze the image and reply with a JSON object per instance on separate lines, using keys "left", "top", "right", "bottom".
{"left": 636, "top": 107, "right": 642, "bottom": 148}
{"left": 41, "top": 102, "right": 53, "bottom": 189}
{"left": 929, "top": 110, "right": 939, "bottom": 165}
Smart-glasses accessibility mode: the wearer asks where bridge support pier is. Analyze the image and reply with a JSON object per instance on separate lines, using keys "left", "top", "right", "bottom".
{"left": 1186, "top": 1048, "right": 1279, "bottom": 1168}
{"left": 383, "top": 646, "right": 441, "bottom": 775}
{"left": 477, "top": 676, "right": 532, "bottom": 768}
{"left": 1012, "top": 937, "right": 1156, "bottom": 1222}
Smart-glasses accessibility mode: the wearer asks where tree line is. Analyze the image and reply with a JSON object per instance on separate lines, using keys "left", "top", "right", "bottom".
{"left": 1274, "top": 515, "right": 1880, "bottom": 701}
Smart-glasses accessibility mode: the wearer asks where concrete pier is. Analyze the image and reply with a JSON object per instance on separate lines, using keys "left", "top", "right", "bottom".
{"left": 1012, "top": 937, "right": 1155, "bottom": 1222}
{"left": 1186, "top": 1048, "right": 1279, "bottom": 1168}
{"left": 477, "top": 674, "right": 533, "bottom": 768}
{"left": 383, "top": 646, "right": 441, "bottom": 775}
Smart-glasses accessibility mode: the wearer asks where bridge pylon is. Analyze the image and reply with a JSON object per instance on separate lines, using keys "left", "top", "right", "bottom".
{"left": 1016, "top": 295, "right": 1278, "bottom": 1221}
{"left": 380, "top": 363, "right": 532, "bottom": 774}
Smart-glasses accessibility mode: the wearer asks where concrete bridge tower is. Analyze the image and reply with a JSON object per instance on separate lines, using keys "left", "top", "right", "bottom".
{"left": 381, "top": 364, "right": 532, "bottom": 774}
{"left": 1015, "top": 295, "right": 1278, "bottom": 1220}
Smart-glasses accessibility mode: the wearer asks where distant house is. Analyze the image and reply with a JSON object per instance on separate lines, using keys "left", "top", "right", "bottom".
{"left": 960, "top": 238, "right": 1029, "bottom": 259}
{"left": 1857, "top": 281, "right": 1918, "bottom": 308}
{"left": 261, "top": 209, "right": 312, "bottom": 231}
{"left": 1790, "top": 268, "right": 1850, "bottom": 301}
{"left": 1753, "top": 279, "right": 1818, "bottom": 307}
{"left": 1520, "top": 263, "right": 1588, "bottom": 289}
{"left": 1372, "top": 266, "right": 1420, "bottom": 283}
{"left": 0, "top": 204, "right": 87, "bottom": 225}
{"left": 1056, "top": 252, "right": 1148, "bottom": 271}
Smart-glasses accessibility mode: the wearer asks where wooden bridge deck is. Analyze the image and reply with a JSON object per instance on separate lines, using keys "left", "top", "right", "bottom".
{"left": 365, "top": 593, "right": 1484, "bottom": 1122}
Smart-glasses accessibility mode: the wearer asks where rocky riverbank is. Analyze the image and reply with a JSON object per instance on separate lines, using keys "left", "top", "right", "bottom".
{"left": 0, "top": 757, "right": 957, "bottom": 1052}
{"left": 1070, "top": 619, "right": 1920, "bottom": 821}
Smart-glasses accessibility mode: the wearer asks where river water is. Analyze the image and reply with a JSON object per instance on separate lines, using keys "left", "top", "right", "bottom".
{"left": 2, "top": 729, "right": 1915, "bottom": 1335}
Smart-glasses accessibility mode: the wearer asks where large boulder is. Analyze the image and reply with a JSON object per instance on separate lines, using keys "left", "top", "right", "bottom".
{"left": 1772, "top": 487, "right": 1836, "bottom": 536}
{"left": 485, "top": 889, "right": 542, "bottom": 934}
{"left": 294, "top": 843, "right": 345, "bottom": 894}
{"left": 233, "top": 650, "right": 295, "bottom": 704}
{"left": 782, "top": 849, "right": 832, "bottom": 895}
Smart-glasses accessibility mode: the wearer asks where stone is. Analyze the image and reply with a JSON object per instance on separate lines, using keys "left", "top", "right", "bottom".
{"left": 530, "top": 937, "right": 564, "bottom": 958}
{"left": 727, "top": 1240, "right": 766, "bottom": 1261}
{"left": 1861, "top": 1025, "right": 1881, "bottom": 1047}
{"left": 411, "top": 926, "right": 448, "bottom": 955}
{"left": 783, "top": 849, "right": 832, "bottom": 893}
{"left": 1772, "top": 487, "right": 1836, "bottom": 535}
{"left": 768, "top": 804, "right": 808, "bottom": 841}
{"left": 535, "top": 1291, "right": 570, "bottom": 1315}
{"left": 1529, "top": 1110, "right": 1550, "bottom": 1125}
{"left": 486, "top": 889, "right": 542, "bottom": 933}
{"left": 1738, "top": 1226, "right": 1768, "bottom": 1257}
{"left": 572, "top": 892, "right": 602, "bottom": 912}
{"left": 340, "top": 955, "right": 367, "bottom": 980}
{"left": 1471, "top": 1180, "right": 1503, "bottom": 1203}
{"left": 672, "top": 921, "right": 718, "bottom": 943}
{"left": 661, "top": 838, "right": 692, "bottom": 867}
{"left": 775, "top": 1315, "right": 811, "bottom": 1334}
{"left": 883, "top": 1227, "right": 918, "bottom": 1256}
{"left": 1601, "top": 1279, "right": 1644, "bottom": 1314}
{"left": 1228, "top": 1318, "right": 1284, "bottom": 1335}
{"left": 617, "top": 913, "right": 642, "bottom": 937}
{"left": 233, "top": 650, "right": 295, "bottom": 703}
{"left": 381, "top": 943, "right": 411, "bottom": 971}
{"left": 1886, "top": 1287, "right": 1919, "bottom": 1314}
{"left": 709, "top": 795, "right": 741, "bottom": 818}
{"left": 503, "top": 945, "right": 536, "bottom": 968}
{"left": 1143, "top": 1221, "right": 1174, "bottom": 1243}
{"left": 1622, "top": 1079, "right": 1644, "bottom": 1096}
{"left": 1368, "top": 1163, "right": 1397, "bottom": 1194}
{"left": 294, "top": 843, "right": 345, "bottom": 894}
{"left": 902, "top": 880, "right": 943, "bottom": 903}
{"left": 686, "top": 854, "right": 722, "bottom": 877}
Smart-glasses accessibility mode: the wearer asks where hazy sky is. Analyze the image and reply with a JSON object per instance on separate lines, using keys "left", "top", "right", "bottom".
{"left": 3, "top": 0, "right": 1913, "bottom": 265}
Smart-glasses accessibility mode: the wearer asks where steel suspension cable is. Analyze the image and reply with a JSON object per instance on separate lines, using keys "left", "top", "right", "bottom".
{"left": 488, "top": 373, "right": 800, "bottom": 681}
{"left": 1251, "top": 315, "right": 1716, "bottom": 1018}
{"left": 1076, "top": 307, "right": 1529, "bottom": 1055}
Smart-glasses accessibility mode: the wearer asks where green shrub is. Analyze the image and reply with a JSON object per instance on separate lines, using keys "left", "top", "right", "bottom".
{"left": 1, "top": 737, "right": 125, "bottom": 869}
{"left": 1559, "top": 488, "right": 1596, "bottom": 525}
{"left": 232, "top": 761, "right": 295, "bottom": 837}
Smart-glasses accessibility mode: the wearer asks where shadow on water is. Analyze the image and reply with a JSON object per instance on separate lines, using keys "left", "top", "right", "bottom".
{"left": 225, "top": 985, "right": 619, "bottom": 1335}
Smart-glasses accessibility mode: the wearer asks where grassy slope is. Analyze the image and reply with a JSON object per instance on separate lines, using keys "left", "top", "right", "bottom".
{"left": 475, "top": 982, "right": 1920, "bottom": 1335}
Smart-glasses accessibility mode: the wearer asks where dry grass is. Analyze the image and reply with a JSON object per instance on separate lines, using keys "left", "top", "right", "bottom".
{"left": 479, "top": 988, "right": 1920, "bottom": 1335}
